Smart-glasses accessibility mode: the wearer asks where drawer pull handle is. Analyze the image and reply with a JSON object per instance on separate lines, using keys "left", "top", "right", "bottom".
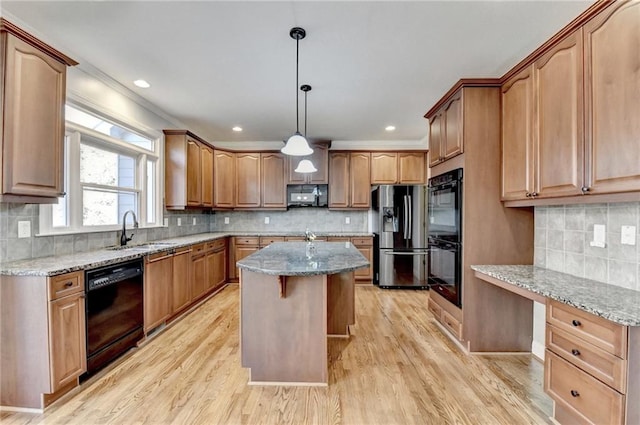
{"left": 571, "top": 349, "right": 581, "bottom": 356}
{"left": 571, "top": 319, "right": 581, "bottom": 327}
{"left": 64, "top": 281, "right": 74, "bottom": 288}
{"left": 570, "top": 390, "right": 580, "bottom": 398}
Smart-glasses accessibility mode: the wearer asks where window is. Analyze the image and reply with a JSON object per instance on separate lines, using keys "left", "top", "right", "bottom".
{"left": 41, "top": 105, "right": 162, "bottom": 234}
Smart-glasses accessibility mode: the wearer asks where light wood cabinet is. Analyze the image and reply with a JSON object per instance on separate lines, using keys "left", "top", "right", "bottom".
{"left": 544, "top": 299, "right": 639, "bottom": 425}
{"left": 191, "top": 244, "right": 207, "bottom": 302}
{"left": 235, "top": 153, "right": 261, "bottom": 208}
{"left": 351, "top": 237, "right": 373, "bottom": 282}
{"left": 371, "top": 152, "right": 425, "bottom": 184}
{"left": 287, "top": 142, "right": 329, "bottom": 184}
{"left": 261, "top": 153, "right": 287, "bottom": 209}
{"left": 427, "top": 91, "right": 463, "bottom": 168}
{"left": 164, "top": 130, "right": 214, "bottom": 209}
{"left": 583, "top": 0, "right": 640, "bottom": 195}
{"left": 0, "top": 19, "right": 76, "bottom": 203}
{"left": 206, "top": 239, "right": 227, "bottom": 292}
{"left": 329, "top": 152, "right": 371, "bottom": 209}
{"left": 171, "top": 247, "right": 192, "bottom": 314}
{"left": 214, "top": 150, "right": 236, "bottom": 208}
{"left": 49, "top": 291, "right": 86, "bottom": 391}
{"left": 144, "top": 252, "right": 173, "bottom": 332}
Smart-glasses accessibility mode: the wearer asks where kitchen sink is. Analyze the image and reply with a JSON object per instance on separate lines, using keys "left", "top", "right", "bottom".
{"left": 108, "top": 242, "right": 177, "bottom": 251}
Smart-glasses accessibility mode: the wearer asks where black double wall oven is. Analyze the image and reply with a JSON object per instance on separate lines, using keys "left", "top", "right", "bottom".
{"left": 427, "top": 168, "right": 463, "bottom": 307}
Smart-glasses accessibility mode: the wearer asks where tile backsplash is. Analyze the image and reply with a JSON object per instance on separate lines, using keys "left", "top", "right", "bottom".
{"left": 534, "top": 202, "right": 640, "bottom": 291}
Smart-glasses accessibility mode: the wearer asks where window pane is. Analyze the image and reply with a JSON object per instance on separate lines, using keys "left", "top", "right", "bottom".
{"left": 80, "top": 144, "right": 135, "bottom": 188}
{"left": 52, "top": 195, "right": 68, "bottom": 227}
{"left": 83, "top": 188, "right": 136, "bottom": 226}
{"left": 146, "top": 160, "right": 155, "bottom": 224}
{"left": 66, "top": 105, "right": 154, "bottom": 151}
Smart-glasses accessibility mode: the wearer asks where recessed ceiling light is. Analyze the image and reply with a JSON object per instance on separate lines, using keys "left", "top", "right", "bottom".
{"left": 232, "top": 126, "right": 243, "bottom": 132}
{"left": 385, "top": 125, "right": 396, "bottom": 132}
{"left": 133, "top": 79, "right": 150, "bottom": 88}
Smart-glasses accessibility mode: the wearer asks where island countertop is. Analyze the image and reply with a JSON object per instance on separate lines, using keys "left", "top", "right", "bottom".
{"left": 236, "top": 242, "right": 369, "bottom": 276}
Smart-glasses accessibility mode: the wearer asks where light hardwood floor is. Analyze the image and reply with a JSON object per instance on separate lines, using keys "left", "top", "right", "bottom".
{"left": 1, "top": 285, "right": 552, "bottom": 425}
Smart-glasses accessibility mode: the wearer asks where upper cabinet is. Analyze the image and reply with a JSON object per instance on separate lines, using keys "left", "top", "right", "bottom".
{"left": 427, "top": 90, "right": 463, "bottom": 168}
{"left": 371, "top": 152, "right": 426, "bottom": 184}
{"left": 261, "top": 153, "right": 287, "bottom": 209}
{"left": 0, "top": 19, "right": 77, "bottom": 203}
{"left": 163, "top": 130, "right": 213, "bottom": 209}
{"left": 501, "top": 0, "right": 640, "bottom": 203}
{"left": 287, "top": 141, "right": 329, "bottom": 184}
{"left": 235, "top": 153, "right": 261, "bottom": 208}
{"left": 213, "top": 150, "right": 235, "bottom": 208}
{"left": 328, "top": 152, "right": 371, "bottom": 209}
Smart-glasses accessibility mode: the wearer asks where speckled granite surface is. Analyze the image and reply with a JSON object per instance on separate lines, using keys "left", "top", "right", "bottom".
{"left": 0, "top": 232, "right": 373, "bottom": 277}
{"left": 237, "top": 242, "right": 369, "bottom": 276}
{"left": 471, "top": 265, "right": 640, "bottom": 326}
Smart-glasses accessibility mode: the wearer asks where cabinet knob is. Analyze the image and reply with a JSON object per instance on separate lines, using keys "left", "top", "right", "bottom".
{"left": 64, "top": 281, "right": 73, "bottom": 288}
{"left": 570, "top": 390, "right": 580, "bottom": 398}
{"left": 571, "top": 319, "right": 581, "bottom": 327}
{"left": 525, "top": 192, "right": 532, "bottom": 198}
{"left": 530, "top": 192, "right": 538, "bottom": 197}
{"left": 571, "top": 349, "right": 581, "bottom": 356}
{"left": 581, "top": 186, "right": 590, "bottom": 194}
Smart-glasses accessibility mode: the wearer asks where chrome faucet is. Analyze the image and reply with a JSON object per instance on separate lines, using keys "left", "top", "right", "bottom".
{"left": 304, "top": 228, "right": 316, "bottom": 242}
{"left": 120, "top": 210, "right": 139, "bottom": 246}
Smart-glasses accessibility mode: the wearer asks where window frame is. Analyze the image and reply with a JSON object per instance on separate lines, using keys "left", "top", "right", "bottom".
{"left": 39, "top": 104, "right": 164, "bottom": 236}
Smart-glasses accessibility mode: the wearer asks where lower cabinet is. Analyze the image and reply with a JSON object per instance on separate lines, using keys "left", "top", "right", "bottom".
{"left": 206, "top": 239, "right": 227, "bottom": 291}
{"left": 231, "top": 236, "right": 260, "bottom": 280}
{"left": 144, "top": 252, "right": 173, "bottom": 333}
{"left": 191, "top": 244, "right": 208, "bottom": 302}
{"left": 351, "top": 237, "right": 373, "bottom": 282}
{"left": 544, "top": 299, "right": 639, "bottom": 425}
{"left": 427, "top": 293, "right": 462, "bottom": 341}
{"left": 171, "top": 247, "right": 192, "bottom": 314}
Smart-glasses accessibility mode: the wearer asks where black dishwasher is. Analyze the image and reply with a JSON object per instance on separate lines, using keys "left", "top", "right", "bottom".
{"left": 85, "top": 259, "right": 144, "bottom": 376}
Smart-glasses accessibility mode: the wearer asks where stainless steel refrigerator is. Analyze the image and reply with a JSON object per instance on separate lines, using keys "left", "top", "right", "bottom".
{"left": 373, "top": 185, "right": 429, "bottom": 289}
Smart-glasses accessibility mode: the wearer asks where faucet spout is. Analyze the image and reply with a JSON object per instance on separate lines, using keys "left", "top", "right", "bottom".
{"left": 120, "top": 210, "right": 139, "bottom": 246}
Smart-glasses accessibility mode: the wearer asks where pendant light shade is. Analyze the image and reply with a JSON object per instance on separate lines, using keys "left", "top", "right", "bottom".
{"left": 294, "top": 159, "right": 318, "bottom": 173}
{"left": 281, "top": 27, "right": 313, "bottom": 157}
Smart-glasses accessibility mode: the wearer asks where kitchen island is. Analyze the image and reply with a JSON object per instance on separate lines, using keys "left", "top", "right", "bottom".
{"left": 236, "top": 241, "right": 369, "bottom": 386}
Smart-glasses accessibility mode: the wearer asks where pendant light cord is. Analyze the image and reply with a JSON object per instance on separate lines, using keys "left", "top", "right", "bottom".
{"left": 304, "top": 88, "right": 307, "bottom": 136}
{"left": 295, "top": 38, "right": 300, "bottom": 134}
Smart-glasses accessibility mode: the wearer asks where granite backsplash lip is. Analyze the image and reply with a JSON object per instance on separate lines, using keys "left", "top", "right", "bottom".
{"left": 236, "top": 242, "right": 370, "bottom": 276}
{"left": 0, "top": 231, "right": 373, "bottom": 277}
{"left": 470, "top": 265, "right": 640, "bottom": 326}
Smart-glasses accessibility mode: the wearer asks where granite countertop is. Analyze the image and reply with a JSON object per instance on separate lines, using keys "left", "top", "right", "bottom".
{"left": 0, "top": 231, "right": 373, "bottom": 277}
{"left": 236, "top": 242, "right": 369, "bottom": 276}
{"left": 470, "top": 265, "right": 640, "bottom": 326}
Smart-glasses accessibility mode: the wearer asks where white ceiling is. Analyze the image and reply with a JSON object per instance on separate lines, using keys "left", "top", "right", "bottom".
{"left": 2, "top": 1, "right": 593, "bottom": 147}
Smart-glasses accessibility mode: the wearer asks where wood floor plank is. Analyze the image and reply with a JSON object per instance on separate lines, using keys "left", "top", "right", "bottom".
{"left": 1, "top": 285, "right": 552, "bottom": 425}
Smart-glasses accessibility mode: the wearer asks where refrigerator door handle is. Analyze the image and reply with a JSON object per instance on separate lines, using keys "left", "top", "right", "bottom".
{"left": 383, "top": 251, "right": 430, "bottom": 256}
{"left": 403, "top": 195, "right": 409, "bottom": 240}
{"left": 408, "top": 195, "right": 412, "bottom": 240}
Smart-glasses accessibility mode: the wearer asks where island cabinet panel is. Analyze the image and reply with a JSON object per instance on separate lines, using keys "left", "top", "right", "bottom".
{"left": 235, "top": 153, "right": 261, "bottom": 208}
{"left": 144, "top": 252, "right": 173, "bottom": 332}
{"left": 171, "top": 247, "right": 192, "bottom": 314}
{"left": 0, "top": 22, "right": 75, "bottom": 202}
{"left": 261, "top": 153, "right": 287, "bottom": 209}
{"left": 583, "top": 0, "right": 640, "bottom": 195}
{"left": 287, "top": 142, "right": 329, "bottom": 184}
{"left": 214, "top": 150, "right": 236, "bottom": 208}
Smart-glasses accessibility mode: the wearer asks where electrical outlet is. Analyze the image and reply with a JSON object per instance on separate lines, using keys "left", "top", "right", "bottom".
{"left": 345, "top": 217, "right": 350, "bottom": 224}
{"left": 192, "top": 217, "right": 197, "bottom": 225}
{"left": 18, "top": 221, "right": 31, "bottom": 238}
{"left": 264, "top": 217, "right": 270, "bottom": 224}
{"left": 163, "top": 218, "right": 169, "bottom": 227}
{"left": 177, "top": 218, "right": 182, "bottom": 226}
{"left": 621, "top": 225, "right": 636, "bottom": 246}
{"left": 224, "top": 217, "right": 230, "bottom": 224}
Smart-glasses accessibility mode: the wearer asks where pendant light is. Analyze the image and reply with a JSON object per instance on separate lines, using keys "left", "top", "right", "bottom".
{"left": 281, "top": 27, "right": 313, "bottom": 156}
{"left": 295, "top": 84, "right": 317, "bottom": 173}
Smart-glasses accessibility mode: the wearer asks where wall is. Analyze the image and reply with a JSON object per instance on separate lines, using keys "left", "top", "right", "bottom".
{"left": 531, "top": 201, "right": 640, "bottom": 359}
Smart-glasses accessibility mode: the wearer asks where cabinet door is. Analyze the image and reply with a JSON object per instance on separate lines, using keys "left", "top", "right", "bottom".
{"left": 191, "top": 254, "right": 207, "bottom": 301}
{"left": 235, "top": 246, "right": 259, "bottom": 279}
{"left": 398, "top": 153, "right": 425, "bottom": 184}
{"left": 261, "top": 153, "right": 287, "bottom": 208}
{"left": 329, "top": 152, "right": 350, "bottom": 209}
{"left": 201, "top": 144, "right": 214, "bottom": 207}
{"left": 354, "top": 246, "right": 373, "bottom": 281}
{"left": 501, "top": 65, "right": 535, "bottom": 200}
{"left": 210, "top": 249, "right": 227, "bottom": 290}
{"left": 2, "top": 34, "right": 66, "bottom": 198}
{"left": 428, "top": 113, "right": 443, "bottom": 167}
{"left": 214, "top": 150, "right": 235, "bottom": 208}
{"left": 172, "top": 249, "right": 191, "bottom": 314}
{"left": 350, "top": 152, "right": 371, "bottom": 208}
{"left": 371, "top": 152, "right": 398, "bottom": 184}
{"left": 49, "top": 292, "right": 86, "bottom": 391}
{"left": 235, "top": 153, "right": 261, "bottom": 208}
{"left": 535, "top": 29, "right": 584, "bottom": 198}
{"left": 443, "top": 93, "right": 463, "bottom": 160}
{"left": 144, "top": 254, "right": 172, "bottom": 332}
{"left": 186, "top": 138, "right": 202, "bottom": 206}
{"left": 288, "top": 142, "right": 329, "bottom": 184}
{"left": 584, "top": 0, "right": 640, "bottom": 194}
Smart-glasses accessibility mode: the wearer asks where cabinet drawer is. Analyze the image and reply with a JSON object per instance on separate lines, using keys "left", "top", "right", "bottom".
{"left": 191, "top": 243, "right": 206, "bottom": 256}
{"left": 351, "top": 237, "right": 373, "bottom": 246}
{"left": 284, "top": 236, "right": 305, "bottom": 242}
{"left": 259, "top": 236, "right": 285, "bottom": 246}
{"left": 428, "top": 298, "right": 442, "bottom": 319}
{"left": 547, "top": 324, "right": 626, "bottom": 393}
{"left": 547, "top": 299, "right": 627, "bottom": 358}
{"left": 206, "top": 239, "right": 226, "bottom": 251}
{"left": 544, "top": 350, "right": 624, "bottom": 425}
{"left": 235, "top": 237, "right": 259, "bottom": 246}
{"left": 49, "top": 271, "right": 84, "bottom": 300}
{"left": 441, "top": 309, "right": 462, "bottom": 339}
{"left": 327, "top": 237, "right": 350, "bottom": 242}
